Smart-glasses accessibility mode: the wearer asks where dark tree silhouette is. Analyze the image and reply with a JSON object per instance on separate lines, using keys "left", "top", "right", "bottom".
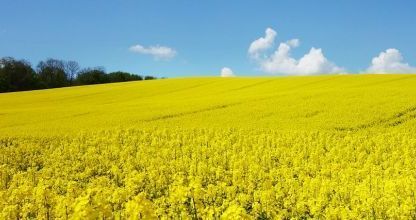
{"left": 108, "top": 71, "right": 143, "bottom": 82}
{"left": 144, "top": 75, "right": 157, "bottom": 80}
{"left": 76, "top": 67, "right": 109, "bottom": 85}
{"left": 0, "top": 57, "right": 38, "bottom": 92}
{"left": 65, "top": 61, "right": 80, "bottom": 85}
{"left": 0, "top": 56, "right": 159, "bottom": 93}
{"left": 37, "top": 59, "right": 68, "bottom": 88}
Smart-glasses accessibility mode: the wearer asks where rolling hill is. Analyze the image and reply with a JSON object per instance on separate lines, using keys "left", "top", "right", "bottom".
{"left": 1, "top": 74, "right": 416, "bottom": 136}
{"left": 2, "top": 74, "right": 416, "bottom": 219}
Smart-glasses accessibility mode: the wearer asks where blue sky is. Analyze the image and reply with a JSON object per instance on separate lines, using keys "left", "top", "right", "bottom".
{"left": 1, "top": 1, "right": 416, "bottom": 77}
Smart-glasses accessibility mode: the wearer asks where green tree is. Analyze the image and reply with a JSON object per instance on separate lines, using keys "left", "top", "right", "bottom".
{"left": 144, "top": 75, "right": 157, "bottom": 80}
{"left": 107, "top": 71, "right": 143, "bottom": 82}
{"left": 76, "top": 67, "right": 109, "bottom": 85}
{"left": 0, "top": 57, "right": 38, "bottom": 92}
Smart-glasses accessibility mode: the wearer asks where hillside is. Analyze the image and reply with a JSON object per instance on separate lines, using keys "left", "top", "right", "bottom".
{"left": 2, "top": 74, "right": 416, "bottom": 219}
{"left": 1, "top": 74, "right": 416, "bottom": 136}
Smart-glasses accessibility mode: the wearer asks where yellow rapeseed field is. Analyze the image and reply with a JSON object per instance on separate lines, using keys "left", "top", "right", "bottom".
{"left": 2, "top": 74, "right": 416, "bottom": 219}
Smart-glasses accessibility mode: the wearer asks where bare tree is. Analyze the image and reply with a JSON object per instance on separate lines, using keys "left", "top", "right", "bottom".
{"left": 37, "top": 58, "right": 67, "bottom": 88}
{"left": 65, "top": 61, "right": 80, "bottom": 85}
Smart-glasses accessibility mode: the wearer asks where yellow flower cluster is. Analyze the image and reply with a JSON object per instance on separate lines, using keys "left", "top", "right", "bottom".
{"left": 2, "top": 129, "right": 416, "bottom": 219}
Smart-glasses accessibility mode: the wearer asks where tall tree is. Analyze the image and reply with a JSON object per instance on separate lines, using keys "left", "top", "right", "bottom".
{"left": 65, "top": 61, "right": 80, "bottom": 85}
{"left": 37, "top": 59, "right": 68, "bottom": 88}
{"left": 0, "top": 57, "right": 38, "bottom": 92}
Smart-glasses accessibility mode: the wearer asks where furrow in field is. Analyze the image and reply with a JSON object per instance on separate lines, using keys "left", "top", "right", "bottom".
{"left": 142, "top": 102, "right": 243, "bottom": 122}
{"left": 334, "top": 105, "right": 416, "bottom": 131}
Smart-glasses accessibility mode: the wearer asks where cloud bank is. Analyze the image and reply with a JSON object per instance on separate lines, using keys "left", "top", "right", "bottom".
{"left": 130, "top": 44, "right": 177, "bottom": 60}
{"left": 220, "top": 67, "right": 235, "bottom": 77}
{"left": 248, "top": 28, "right": 344, "bottom": 75}
{"left": 367, "top": 48, "right": 416, "bottom": 73}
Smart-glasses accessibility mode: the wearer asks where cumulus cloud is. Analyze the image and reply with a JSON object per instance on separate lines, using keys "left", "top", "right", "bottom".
{"left": 129, "top": 44, "right": 177, "bottom": 60}
{"left": 248, "top": 28, "right": 277, "bottom": 58}
{"left": 220, "top": 67, "right": 235, "bottom": 77}
{"left": 248, "top": 28, "right": 344, "bottom": 75}
{"left": 367, "top": 48, "right": 416, "bottom": 73}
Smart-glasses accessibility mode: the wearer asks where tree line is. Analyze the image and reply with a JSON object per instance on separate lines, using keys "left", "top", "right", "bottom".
{"left": 0, "top": 57, "right": 157, "bottom": 93}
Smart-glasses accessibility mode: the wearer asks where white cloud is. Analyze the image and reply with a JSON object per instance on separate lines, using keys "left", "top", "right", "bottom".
{"left": 248, "top": 28, "right": 277, "bottom": 58}
{"left": 286, "top": 39, "right": 300, "bottom": 48}
{"left": 129, "top": 44, "right": 177, "bottom": 60}
{"left": 220, "top": 67, "right": 235, "bottom": 77}
{"left": 367, "top": 48, "right": 416, "bottom": 73}
{"left": 249, "top": 28, "right": 344, "bottom": 75}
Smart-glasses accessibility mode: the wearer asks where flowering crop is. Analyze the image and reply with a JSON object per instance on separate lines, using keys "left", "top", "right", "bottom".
{"left": 1, "top": 75, "right": 416, "bottom": 219}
